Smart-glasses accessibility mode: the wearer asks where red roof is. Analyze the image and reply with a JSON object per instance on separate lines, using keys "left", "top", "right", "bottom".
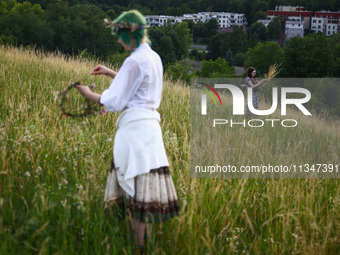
{"left": 315, "top": 12, "right": 340, "bottom": 19}
{"left": 267, "top": 10, "right": 313, "bottom": 18}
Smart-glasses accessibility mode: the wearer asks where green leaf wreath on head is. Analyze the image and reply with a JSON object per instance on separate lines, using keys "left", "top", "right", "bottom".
{"left": 58, "top": 82, "right": 106, "bottom": 118}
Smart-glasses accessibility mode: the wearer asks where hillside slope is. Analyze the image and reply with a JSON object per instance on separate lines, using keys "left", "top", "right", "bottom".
{"left": 0, "top": 46, "right": 340, "bottom": 254}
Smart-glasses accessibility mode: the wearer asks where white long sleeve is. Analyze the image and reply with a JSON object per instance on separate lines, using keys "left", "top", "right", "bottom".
{"left": 99, "top": 43, "right": 163, "bottom": 112}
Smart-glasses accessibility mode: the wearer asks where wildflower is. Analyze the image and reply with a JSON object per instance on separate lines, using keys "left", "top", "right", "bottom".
{"left": 24, "top": 171, "right": 31, "bottom": 177}
{"left": 76, "top": 184, "right": 83, "bottom": 190}
{"left": 35, "top": 166, "right": 42, "bottom": 174}
{"left": 61, "top": 178, "right": 68, "bottom": 185}
{"left": 61, "top": 199, "right": 67, "bottom": 208}
{"left": 53, "top": 91, "right": 59, "bottom": 102}
{"left": 99, "top": 109, "right": 107, "bottom": 115}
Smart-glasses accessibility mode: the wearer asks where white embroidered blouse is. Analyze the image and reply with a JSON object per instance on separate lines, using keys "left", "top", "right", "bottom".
{"left": 99, "top": 43, "right": 163, "bottom": 112}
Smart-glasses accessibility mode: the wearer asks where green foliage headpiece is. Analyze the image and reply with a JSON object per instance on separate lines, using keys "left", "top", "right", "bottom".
{"left": 104, "top": 10, "right": 150, "bottom": 49}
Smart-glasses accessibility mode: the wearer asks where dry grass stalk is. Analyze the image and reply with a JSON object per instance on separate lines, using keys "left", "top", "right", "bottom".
{"left": 267, "top": 63, "right": 281, "bottom": 80}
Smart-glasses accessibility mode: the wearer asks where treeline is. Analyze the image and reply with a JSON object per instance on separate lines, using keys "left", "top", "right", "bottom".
{"left": 0, "top": 0, "right": 193, "bottom": 66}
{"left": 0, "top": 1, "right": 120, "bottom": 58}
{"left": 15, "top": 0, "right": 340, "bottom": 25}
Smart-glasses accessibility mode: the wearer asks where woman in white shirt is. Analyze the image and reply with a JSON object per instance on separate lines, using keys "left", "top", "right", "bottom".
{"left": 75, "top": 10, "right": 180, "bottom": 251}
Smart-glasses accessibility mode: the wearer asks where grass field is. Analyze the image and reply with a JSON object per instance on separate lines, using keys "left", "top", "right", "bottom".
{"left": 1, "top": 46, "right": 340, "bottom": 254}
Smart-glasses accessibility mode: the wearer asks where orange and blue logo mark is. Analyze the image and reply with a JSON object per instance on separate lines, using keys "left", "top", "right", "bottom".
{"left": 197, "top": 82, "right": 222, "bottom": 106}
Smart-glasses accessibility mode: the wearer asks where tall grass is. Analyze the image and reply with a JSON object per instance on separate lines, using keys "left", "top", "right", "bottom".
{"left": 1, "top": 46, "right": 340, "bottom": 254}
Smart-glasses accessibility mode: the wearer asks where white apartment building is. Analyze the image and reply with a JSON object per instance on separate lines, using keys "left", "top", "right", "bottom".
{"left": 285, "top": 20, "right": 304, "bottom": 39}
{"left": 274, "top": 6, "right": 304, "bottom": 12}
{"left": 145, "top": 15, "right": 179, "bottom": 27}
{"left": 311, "top": 11, "right": 340, "bottom": 36}
{"left": 325, "top": 23, "right": 338, "bottom": 36}
{"left": 145, "top": 12, "right": 247, "bottom": 28}
{"left": 268, "top": 6, "right": 339, "bottom": 36}
{"left": 258, "top": 16, "right": 304, "bottom": 39}
{"left": 216, "top": 13, "right": 247, "bottom": 27}
{"left": 311, "top": 17, "right": 325, "bottom": 33}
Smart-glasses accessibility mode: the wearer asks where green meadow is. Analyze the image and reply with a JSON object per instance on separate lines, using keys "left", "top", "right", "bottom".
{"left": 1, "top": 46, "right": 340, "bottom": 254}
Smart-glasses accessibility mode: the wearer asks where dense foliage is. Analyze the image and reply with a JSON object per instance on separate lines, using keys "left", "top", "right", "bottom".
{"left": 0, "top": 0, "right": 193, "bottom": 66}
{"left": 15, "top": 0, "right": 340, "bottom": 25}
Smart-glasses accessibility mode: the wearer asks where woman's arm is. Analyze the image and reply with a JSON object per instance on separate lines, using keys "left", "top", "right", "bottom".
{"left": 75, "top": 64, "right": 117, "bottom": 103}
{"left": 92, "top": 65, "right": 117, "bottom": 78}
{"left": 75, "top": 85, "right": 101, "bottom": 103}
{"left": 247, "top": 78, "right": 268, "bottom": 89}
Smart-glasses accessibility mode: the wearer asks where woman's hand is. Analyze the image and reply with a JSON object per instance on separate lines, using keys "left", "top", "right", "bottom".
{"left": 75, "top": 84, "right": 92, "bottom": 98}
{"left": 259, "top": 78, "right": 268, "bottom": 86}
{"left": 75, "top": 84, "right": 101, "bottom": 103}
{"left": 92, "top": 65, "right": 117, "bottom": 78}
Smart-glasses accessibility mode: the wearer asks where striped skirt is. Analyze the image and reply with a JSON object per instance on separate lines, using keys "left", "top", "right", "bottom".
{"left": 104, "top": 160, "right": 180, "bottom": 223}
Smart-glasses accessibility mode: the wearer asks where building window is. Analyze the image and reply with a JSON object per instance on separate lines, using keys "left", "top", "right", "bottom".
{"left": 318, "top": 25, "right": 321, "bottom": 29}
{"left": 313, "top": 20, "right": 316, "bottom": 23}
{"left": 319, "top": 20, "right": 321, "bottom": 23}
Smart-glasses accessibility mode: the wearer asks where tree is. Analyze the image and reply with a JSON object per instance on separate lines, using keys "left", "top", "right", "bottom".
{"left": 174, "top": 21, "right": 193, "bottom": 58}
{"left": 195, "top": 57, "right": 237, "bottom": 78}
{"left": 191, "top": 19, "right": 217, "bottom": 43}
{"left": 228, "top": 25, "right": 248, "bottom": 55}
{"left": 244, "top": 41, "right": 284, "bottom": 75}
{"left": 166, "top": 59, "right": 197, "bottom": 84}
{"left": 206, "top": 26, "right": 248, "bottom": 61}
{"left": 0, "top": 34, "right": 14, "bottom": 45}
{"left": 253, "top": 10, "right": 267, "bottom": 22}
{"left": 234, "top": 52, "right": 245, "bottom": 66}
{"left": 225, "top": 48, "right": 234, "bottom": 66}
{"left": 249, "top": 32, "right": 260, "bottom": 48}
{"left": 192, "top": 20, "right": 208, "bottom": 42}
{"left": 0, "top": 1, "right": 54, "bottom": 50}
{"left": 247, "top": 21, "right": 266, "bottom": 42}
{"left": 165, "top": 3, "right": 193, "bottom": 16}
{"left": 106, "top": 9, "right": 117, "bottom": 19}
{"left": 205, "top": 18, "right": 218, "bottom": 38}
{"left": 0, "top": 0, "right": 16, "bottom": 14}
{"left": 189, "top": 47, "right": 205, "bottom": 61}
{"left": 334, "top": 44, "right": 340, "bottom": 74}
{"left": 206, "top": 32, "right": 228, "bottom": 60}
{"left": 250, "top": 0, "right": 268, "bottom": 23}
{"left": 148, "top": 27, "right": 176, "bottom": 65}
{"left": 283, "top": 34, "right": 335, "bottom": 77}
{"left": 267, "top": 16, "right": 280, "bottom": 41}
{"left": 304, "top": 28, "right": 314, "bottom": 36}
